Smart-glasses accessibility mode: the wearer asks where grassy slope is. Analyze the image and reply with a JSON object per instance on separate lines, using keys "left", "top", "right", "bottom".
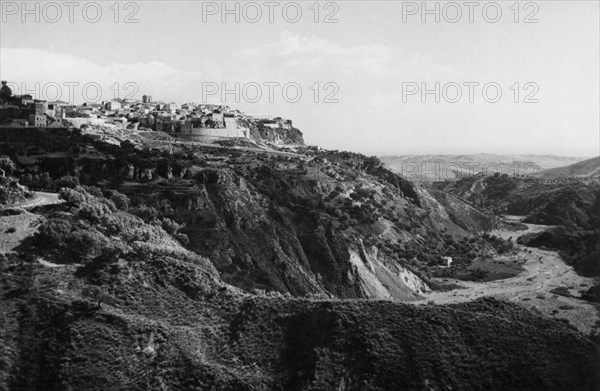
{"left": 0, "top": 209, "right": 40, "bottom": 254}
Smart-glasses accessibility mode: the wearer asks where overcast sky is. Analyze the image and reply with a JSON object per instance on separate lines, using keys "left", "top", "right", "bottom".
{"left": 1, "top": 1, "right": 598, "bottom": 157}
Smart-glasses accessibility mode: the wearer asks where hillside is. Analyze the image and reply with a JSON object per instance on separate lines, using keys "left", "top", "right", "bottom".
{"left": 2, "top": 242, "right": 599, "bottom": 390}
{"left": 535, "top": 156, "right": 600, "bottom": 179}
{"left": 0, "top": 128, "right": 508, "bottom": 300}
{"left": 1, "top": 129, "right": 599, "bottom": 390}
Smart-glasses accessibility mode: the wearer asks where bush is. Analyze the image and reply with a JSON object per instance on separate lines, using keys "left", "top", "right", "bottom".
{"left": 108, "top": 191, "right": 130, "bottom": 210}
{"left": 34, "top": 218, "right": 112, "bottom": 263}
{"left": 0, "top": 155, "right": 16, "bottom": 176}
{"left": 77, "top": 201, "right": 114, "bottom": 224}
{"left": 482, "top": 233, "right": 515, "bottom": 254}
{"left": 29, "top": 183, "right": 191, "bottom": 266}
{"left": 82, "top": 186, "right": 104, "bottom": 198}
{"left": 130, "top": 205, "right": 159, "bottom": 223}
{"left": 55, "top": 175, "right": 80, "bottom": 189}
{"left": 174, "top": 232, "right": 190, "bottom": 245}
{"left": 20, "top": 172, "right": 53, "bottom": 190}
{"left": 581, "top": 285, "right": 600, "bottom": 303}
{"left": 160, "top": 217, "right": 181, "bottom": 235}
{"left": 59, "top": 187, "right": 89, "bottom": 206}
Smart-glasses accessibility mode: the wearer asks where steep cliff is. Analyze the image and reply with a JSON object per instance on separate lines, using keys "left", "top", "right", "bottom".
{"left": 249, "top": 126, "right": 305, "bottom": 146}
{"left": 240, "top": 118, "right": 305, "bottom": 146}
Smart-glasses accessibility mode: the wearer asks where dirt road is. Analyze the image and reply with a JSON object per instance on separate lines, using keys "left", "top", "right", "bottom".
{"left": 14, "top": 192, "right": 61, "bottom": 209}
{"left": 415, "top": 216, "right": 598, "bottom": 334}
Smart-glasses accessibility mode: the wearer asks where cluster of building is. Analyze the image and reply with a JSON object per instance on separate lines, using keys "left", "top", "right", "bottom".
{"left": 0, "top": 81, "right": 293, "bottom": 143}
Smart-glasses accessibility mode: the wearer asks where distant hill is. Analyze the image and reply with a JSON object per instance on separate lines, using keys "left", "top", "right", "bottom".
{"left": 534, "top": 156, "right": 600, "bottom": 179}
{"left": 380, "top": 154, "right": 587, "bottom": 182}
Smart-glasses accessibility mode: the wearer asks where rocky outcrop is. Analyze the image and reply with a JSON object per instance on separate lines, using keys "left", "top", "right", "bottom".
{"left": 348, "top": 242, "right": 430, "bottom": 300}
{"left": 249, "top": 125, "right": 305, "bottom": 146}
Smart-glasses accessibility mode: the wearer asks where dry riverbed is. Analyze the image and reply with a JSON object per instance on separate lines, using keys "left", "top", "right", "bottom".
{"left": 416, "top": 216, "right": 599, "bottom": 334}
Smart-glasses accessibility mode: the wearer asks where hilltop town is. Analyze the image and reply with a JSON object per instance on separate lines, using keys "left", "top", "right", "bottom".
{"left": 0, "top": 80, "right": 299, "bottom": 147}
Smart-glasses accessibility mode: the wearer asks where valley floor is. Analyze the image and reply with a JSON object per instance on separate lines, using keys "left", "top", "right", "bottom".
{"left": 416, "top": 216, "right": 599, "bottom": 334}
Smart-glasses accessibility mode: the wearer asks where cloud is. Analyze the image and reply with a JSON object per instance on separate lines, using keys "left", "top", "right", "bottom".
{"left": 0, "top": 47, "right": 201, "bottom": 103}
{"left": 239, "top": 31, "right": 394, "bottom": 78}
{"left": 2, "top": 47, "right": 178, "bottom": 80}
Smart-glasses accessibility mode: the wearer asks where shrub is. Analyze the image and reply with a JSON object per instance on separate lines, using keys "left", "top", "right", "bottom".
{"left": 174, "top": 232, "right": 190, "bottom": 245}
{"left": 55, "top": 175, "right": 80, "bottom": 189}
{"left": 0, "top": 181, "right": 26, "bottom": 205}
{"left": 130, "top": 205, "right": 159, "bottom": 223}
{"left": 161, "top": 217, "right": 182, "bottom": 235}
{"left": 20, "top": 172, "right": 53, "bottom": 190}
{"left": 0, "top": 155, "right": 16, "bottom": 176}
{"left": 59, "top": 187, "right": 89, "bottom": 206}
{"left": 77, "top": 201, "right": 114, "bottom": 224}
{"left": 108, "top": 191, "right": 130, "bottom": 210}
{"left": 581, "top": 284, "right": 600, "bottom": 303}
{"left": 82, "top": 186, "right": 104, "bottom": 198}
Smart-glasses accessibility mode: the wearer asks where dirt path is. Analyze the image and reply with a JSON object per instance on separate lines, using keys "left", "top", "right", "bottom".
{"left": 415, "top": 216, "right": 598, "bottom": 334}
{"left": 15, "top": 192, "right": 61, "bottom": 209}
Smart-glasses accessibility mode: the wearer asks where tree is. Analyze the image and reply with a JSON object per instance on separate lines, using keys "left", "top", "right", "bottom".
{"left": 82, "top": 286, "right": 109, "bottom": 309}
{"left": 0, "top": 156, "right": 16, "bottom": 177}
{"left": 55, "top": 175, "right": 80, "bottom": 189}
{"left": 109, "top": 191, "right": 130, "bottom": 210}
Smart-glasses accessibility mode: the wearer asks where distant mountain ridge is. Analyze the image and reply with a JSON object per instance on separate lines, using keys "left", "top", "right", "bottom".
{"left": 381, "top": 154, "right": 588, "bottom": 182}
{"left": 534, "top": 156, "right": 600, "bottom": 179}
